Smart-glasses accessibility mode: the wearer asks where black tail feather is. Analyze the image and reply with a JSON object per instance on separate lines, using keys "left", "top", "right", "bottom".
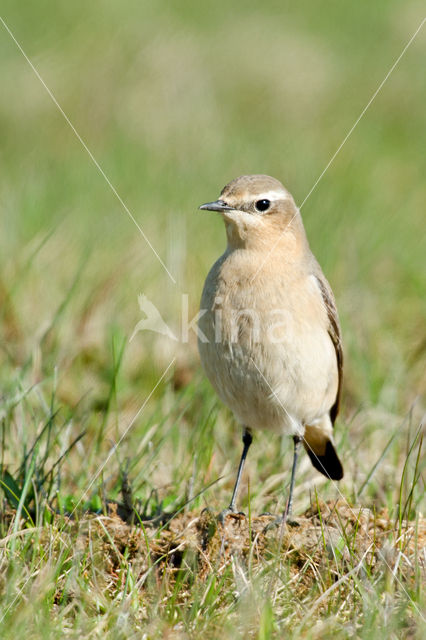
{"left": 306, "top": 440, "right": 344, "bottom": 480}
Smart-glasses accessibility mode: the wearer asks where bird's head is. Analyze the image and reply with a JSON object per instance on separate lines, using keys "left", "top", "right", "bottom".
{"left": 199, "top": 174, "right": 307, "bottom": 252}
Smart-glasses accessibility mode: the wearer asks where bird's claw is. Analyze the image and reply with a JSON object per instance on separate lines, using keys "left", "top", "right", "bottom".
{"left": 217, "top": 507, "right": 246, "bottom": 524}
{"left": 262, "top": 515, "right": 300, "bottom": 534}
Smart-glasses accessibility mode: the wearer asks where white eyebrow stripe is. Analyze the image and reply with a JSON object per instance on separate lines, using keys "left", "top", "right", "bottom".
{"left": 255, "top": 190, "right": 289, "bottom": 201}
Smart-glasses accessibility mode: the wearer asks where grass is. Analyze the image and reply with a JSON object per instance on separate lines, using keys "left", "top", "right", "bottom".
{"left": 0, "top": 0, "right": 425, "bottom": 637}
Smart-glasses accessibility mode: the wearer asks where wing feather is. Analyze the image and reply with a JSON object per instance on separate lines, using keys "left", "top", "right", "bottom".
{"left": 313, "top": 273, "right": 343, "bottom": 424}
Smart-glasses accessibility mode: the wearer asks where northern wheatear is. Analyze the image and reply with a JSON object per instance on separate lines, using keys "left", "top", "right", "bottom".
{"left": 198, "top": 175, "right": 343, "bottom": 521}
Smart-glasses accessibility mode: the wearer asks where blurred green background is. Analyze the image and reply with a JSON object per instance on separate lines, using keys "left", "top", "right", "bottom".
{"left": 0, "top": 1, "right": 425, "bottom": 508}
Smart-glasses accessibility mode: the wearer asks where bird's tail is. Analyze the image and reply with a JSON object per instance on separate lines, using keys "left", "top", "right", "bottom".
{"left": 303, "top": 422, "right": 344, "bottom": 480}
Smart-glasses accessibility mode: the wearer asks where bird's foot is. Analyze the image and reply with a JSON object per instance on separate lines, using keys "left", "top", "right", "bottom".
{"left": 262, "top": 515, "right": 300, "bottom": 534}
{"left": 217, "top": 506, "right": 246, "bottom": 525}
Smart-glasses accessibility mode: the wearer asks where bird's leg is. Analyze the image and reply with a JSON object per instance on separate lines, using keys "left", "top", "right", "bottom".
{"left": 229, "top": 427, "right": 253, "bottom": 512}
{"left": 218, "top": 427, "right": 252, "bottom": 521}
{"left": 263, "top": 435, "right": 302, "bottom": 532}
{"left": 283, "top": 435, "right": 302, "bottom": 523}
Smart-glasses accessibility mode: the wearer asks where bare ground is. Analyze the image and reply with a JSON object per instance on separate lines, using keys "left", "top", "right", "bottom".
{"left": 37, "top": 500, "right": 423, "bottom": 599}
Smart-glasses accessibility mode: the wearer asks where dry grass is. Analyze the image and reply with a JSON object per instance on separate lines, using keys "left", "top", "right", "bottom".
{"left": 1, "top": 497, "right": 424, "bottom": 638}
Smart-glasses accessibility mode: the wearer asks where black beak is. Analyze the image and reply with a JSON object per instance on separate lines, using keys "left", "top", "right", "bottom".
{"left": 199, "top": 199, "right": 233, "bottom": 213}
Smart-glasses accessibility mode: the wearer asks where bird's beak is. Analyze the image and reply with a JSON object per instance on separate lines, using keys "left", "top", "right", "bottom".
{"left": 199, "top": 199, "right": 233, "bottom": 213}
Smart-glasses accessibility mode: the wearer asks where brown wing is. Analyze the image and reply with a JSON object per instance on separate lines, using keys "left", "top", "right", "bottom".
{"left": 314, "top": 273, "right": 343, "bottom": 425}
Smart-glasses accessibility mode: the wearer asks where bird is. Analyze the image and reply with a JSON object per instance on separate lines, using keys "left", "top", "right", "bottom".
{"left": 197, "top": 174, "right": 344, "bottom": 523}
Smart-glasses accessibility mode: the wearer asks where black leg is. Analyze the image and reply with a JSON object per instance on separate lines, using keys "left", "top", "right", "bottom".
{"left": 262, "top": 435, "right": 302, "bottom": 533}
{"left": 219, "top": 427, "right": 252, "bottom": 521}
{"left": 228, "top": 427, "right": 253, "bottom": 511}
{"left": 283, "top": 435, "right": 301, "bottom": 523}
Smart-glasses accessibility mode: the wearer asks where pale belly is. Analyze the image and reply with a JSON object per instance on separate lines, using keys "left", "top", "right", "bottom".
{"left": 198, "top": 259, "right": 338, "bottom": 435}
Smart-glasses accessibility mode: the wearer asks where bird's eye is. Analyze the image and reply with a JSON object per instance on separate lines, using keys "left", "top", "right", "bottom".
{"left": 255, "top": 199, "right": 271, "bottom": 212}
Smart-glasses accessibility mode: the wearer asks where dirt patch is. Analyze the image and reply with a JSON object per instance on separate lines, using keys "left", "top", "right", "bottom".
{"left": 2, "top": 500, "right": 424, "bottom": 600}
{"left": 76, "top": 499, "right": 425, "bottom": 593}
